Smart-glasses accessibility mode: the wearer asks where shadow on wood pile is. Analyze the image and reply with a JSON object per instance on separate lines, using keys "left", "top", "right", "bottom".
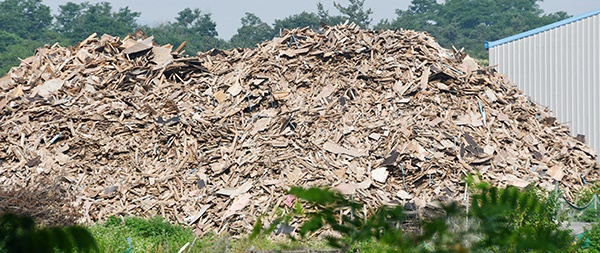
{"left": 0, "top": 175, "right": 80, "bottom": 226}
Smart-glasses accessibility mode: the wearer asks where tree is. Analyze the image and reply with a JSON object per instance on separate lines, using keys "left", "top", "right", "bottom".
{"left": 0, "top": 0, "right": 52, "bottom": 40}
{"left": 54, "top": 2, "right": 140, "bottom": 43}
{"left": 146, "top": 8, "right": 226, "bottom": 54}
{"left": 333, "top": 0, "right": 373, "bottom": 28}
{"left": 376, "top": 0, "right": 570, "bottom": 59}
{"left": 229, "top": 13, "right": 275, "bottom": 48}
{"left": 375, "top": 0, "right": 442, "bottom": 33}
{"left": 0, "top": 31, "right": 41, "bottom": 75}
{"left": 273, "top": 12, "right": 322, "bottom": 34}
{"left": 174, "top": 8, "right": 218, "bottom": 37}
{"left": 0, "top": 0, "right": 61, "bottom": 76}
{"left": 317, "top": 2, "right": 345, "bottom": 26}
{"left": 272, "top": 1, "right": 372, "bottom": 36}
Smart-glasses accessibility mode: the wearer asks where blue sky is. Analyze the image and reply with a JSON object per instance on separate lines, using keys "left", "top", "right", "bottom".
{"left": 42, "top": 0, "right": 600, "bottom": 40}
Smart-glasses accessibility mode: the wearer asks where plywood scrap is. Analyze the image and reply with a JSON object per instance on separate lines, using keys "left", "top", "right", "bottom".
{"left": 548, "top": 166, "right": 565, "bottom": 181}
{"left": 151, "top": 46, "right": 173, "bottom": 69}
{"left": 217, "top": 181, "right": 253, "bottom": 198}
{"left": 323, "top": 141, "right": 365, "bottom": 157}
{"left": 397, "top": 190, "right": 413, "bottom": 200}
{"left": 32, "top": 79, "right": 64, "bottom": 98}
{"left": 335, "top": 179, "right": 371, "bottom": 195}
{"left": 123, "top": 36, "right": 153, "bottom": 54}
{"left": 371, "top": 167, "right": 389, "bottom": 183}
{"left": 504, "top": 174, "right": 530, "bottom": 188}
{"left": 223, "top": 193, "right": 251, "bottom": 220}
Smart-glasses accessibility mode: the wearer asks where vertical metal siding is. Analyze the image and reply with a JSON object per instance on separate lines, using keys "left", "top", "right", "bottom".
{"left": 488, "top": 14, "right": 600, "bottom": 158}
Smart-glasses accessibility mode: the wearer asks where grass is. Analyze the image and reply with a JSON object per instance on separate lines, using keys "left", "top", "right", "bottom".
{"left": 350, "top": 239, "right": 398, "bottom": 253}
{"left": 87, "top": 216, "right": 341, "bottom": 253}
{"left": 7, "top": 181, "right": 589, "bottom": 252}
{"left": 88, "top": 216, "right": 199, "bottom": 252}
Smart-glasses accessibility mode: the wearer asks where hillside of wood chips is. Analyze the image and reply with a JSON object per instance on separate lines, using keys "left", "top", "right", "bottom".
{"left": 0, "top": 23, "right": 598, "bottom": 234}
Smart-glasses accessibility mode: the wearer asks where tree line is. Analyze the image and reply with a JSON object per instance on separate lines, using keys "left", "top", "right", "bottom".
{"left": 0, "top": 0, "right": 569, "bottom": 75}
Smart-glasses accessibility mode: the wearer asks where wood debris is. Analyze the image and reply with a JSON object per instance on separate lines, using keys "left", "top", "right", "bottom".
{"left": 1, "top": 23, "right": 598, "bottom": 235}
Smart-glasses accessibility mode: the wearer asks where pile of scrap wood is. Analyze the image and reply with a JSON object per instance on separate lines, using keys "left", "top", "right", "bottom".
{"left": 0, "top": 23, "right": 598, "bottom": 235}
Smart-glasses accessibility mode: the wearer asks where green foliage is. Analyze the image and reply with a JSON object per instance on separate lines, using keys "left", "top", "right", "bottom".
{"left": 0, "top": 31, "right": 42, "bottom": 75}
{"left": 89, "top": 216, "right": 200, "bottom": 253}
{"left": 175, "top": 8, "right": 219, "bottom": 37}
{"left": 93, "top": 216, "right": 336, "bottom": 253}
{"left": 333, "top": 0, "right": 373, "bottom": 28}
{"left": 273, "top": 0, "right": 375, "bottom": 36}
{"left": 273, "top": 12, "right": 322, "bottom": 34}
{"left": 570, "top": 183, "right": 600, "bottom": 223}
{"left": 578, "top": 223, "right": 600, "bottom": 252}
{"left": 575, "top": 183, "right": 600, "bottom": 206}
{"left": 468, "top": 181, "right": 571, "bottom": 252}
{"left": 145, "top": 8, "right": 227, "bottom": 54}
{"left": 317, "top": 2, "right": 346, "bottom": 26}
{"left": 376, "top": 0, "right": 570, "bottom": 59}
{"left": 0, "top": 212, "right": 98, "bottom": 253}
{"left": 255, "top": 179, "right": 577, "bottom": 252}
{"left": 229, "top": 13, "right": 276, "bottom": 48}
{"left": 0, "top": 0, "right": 52, "bottom": 40}
{"left": 54, "top": 1, "right": 141, "bottom": 44}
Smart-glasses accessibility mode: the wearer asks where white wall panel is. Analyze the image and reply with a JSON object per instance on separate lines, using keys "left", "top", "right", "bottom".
{"left": 488, "top": 14, "right": 600, "bottom": 158}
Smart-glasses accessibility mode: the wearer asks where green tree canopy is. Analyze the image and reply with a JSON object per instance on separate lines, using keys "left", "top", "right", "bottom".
{"left": 273, "top": 12, "right": 322, "bottom": 34}
{"left": 230, "top": 13, "right": 275, "bottom": 48}
{"left": 317, "top": 2, "right": 346, "bottom": 26}
{"left": 333, "top": 0, "right": 373, "bottom": 28}
{"left": 145, "top": 8, "right": 226, "bottom": 54}
{"left": 174, "top": 7, "right": 218, "bottom": 37}
{"left": 375, "top": 0, "right": 570, "bottom": 59}
{"left": 0, "top": 31, "right": 42, "bottom": 75}
{"left": 0, "top": 0, "right": 52, "bottom": 40}
{"left": 54, "top": 1, "right": 140, "bottom": 43}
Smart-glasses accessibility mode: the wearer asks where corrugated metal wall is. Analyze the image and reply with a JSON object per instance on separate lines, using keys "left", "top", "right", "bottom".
{"left": 489, "top": 14, "right": 600, "bottom": 157}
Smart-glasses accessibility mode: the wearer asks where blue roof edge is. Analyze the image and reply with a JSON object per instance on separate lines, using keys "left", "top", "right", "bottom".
{"left": 484, "top": 8, "right": 600, "bottom": 49}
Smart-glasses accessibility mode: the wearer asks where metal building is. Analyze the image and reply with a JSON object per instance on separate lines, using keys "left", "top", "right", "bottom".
{"left": 485, "top": 9, "right": 600, "bottom": 157}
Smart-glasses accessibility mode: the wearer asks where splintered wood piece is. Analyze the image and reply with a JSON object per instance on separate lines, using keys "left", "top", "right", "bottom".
{"left": 223, "top": 193, "right": 251, "bottom": 220}
{"left": 323, "top": 141, "right": 365, "bottom": 157}
{"left": 217, "top": 181, "right": 253, "bottom": 198}
{"left": 184, "top": 204, "right": 210, "bottom": 225}
{"left": 227, "top": 82, "right": 242, "bottom": 96}
{"left": 504, "top": 174, "right": 530, "bottom": 188}
{"left": 123, "top": 36, "right": 154, "bottom": 54}
{"left": 371, "top": 167, "right": 389, "bottom": 183}
{"left": 279, "top": 47, "right": 310, "bottom": 57}
{"left": 420, "top": 66, "right": 430, "bottom": 90}
{"left": 334, "top": 179, "right": 372, "bottom": 195}
{"left": 0, "top": 74, "right": 12, "bottom": 90}
{"left": 250, "top": 118, "right": 271, "bottom": 135}
{"left": 397, "top": 190, "right": 413, "bottom": 200}
{"left": 151, "top": 46, "right": 173, "bottom": 69}
{"left": 174, "top": 41, "right": 187, "bottom": 53}
{"left": 214, "top": 91, "right": 227, "bottom": 103}
{"left": 548, "top": 166, "right": 565, "bottom": 181}
{"left": 32, "top": 79, "right": 64, "bottom": 98}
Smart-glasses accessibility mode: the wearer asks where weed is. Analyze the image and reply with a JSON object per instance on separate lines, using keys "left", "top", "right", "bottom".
{"left": 88, "top": 216, "right": 198, "bottom": 252}
{"left": 253, "top": 176, "right": 577, "bottom": 252}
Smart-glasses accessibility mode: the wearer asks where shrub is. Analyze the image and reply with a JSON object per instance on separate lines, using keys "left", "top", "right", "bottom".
{"left": 0, "top": 212, "right": 98, "bottom": 253}
{"left": 254, "top": 179, "right": 577, "bottom": 252}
